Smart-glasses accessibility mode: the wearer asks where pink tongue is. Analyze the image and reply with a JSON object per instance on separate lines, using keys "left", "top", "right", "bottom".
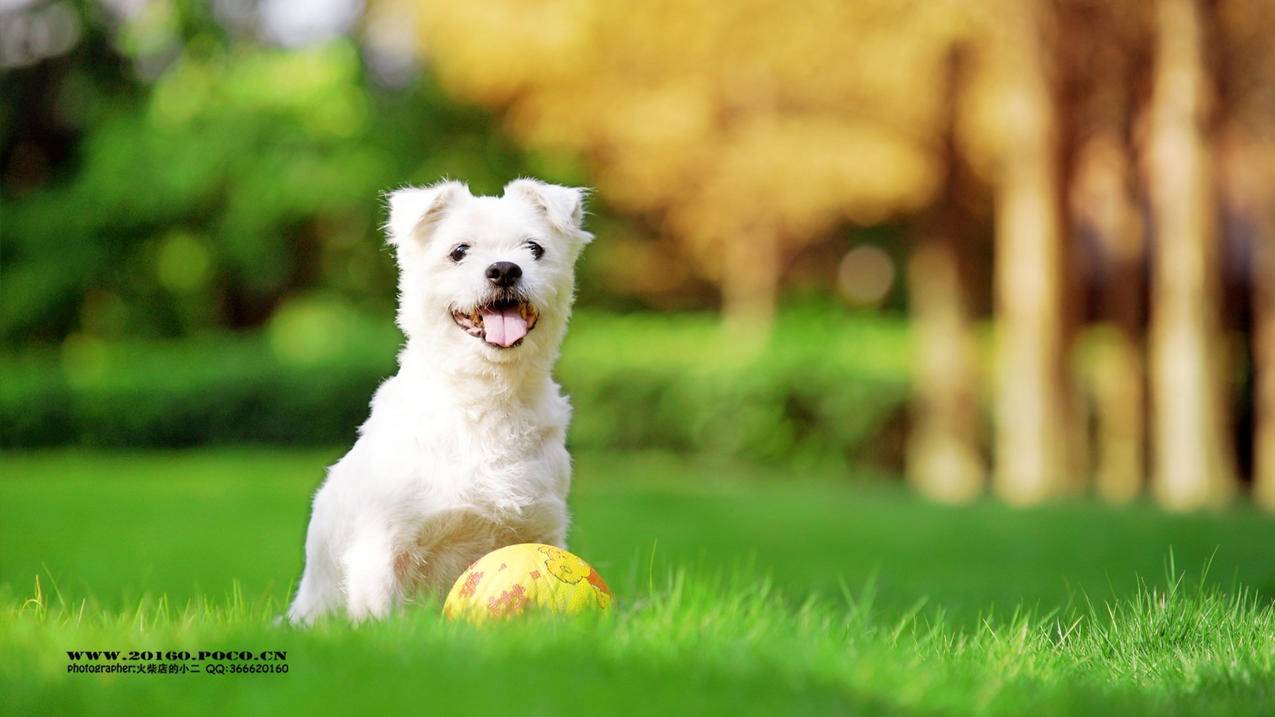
{"left": 481, "top": 307, "right": 529, "bottom": 347}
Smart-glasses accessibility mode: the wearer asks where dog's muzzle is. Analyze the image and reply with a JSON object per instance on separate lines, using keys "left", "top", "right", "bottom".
{"left": 452, "top": 297, "right": 539, "bottom": 348}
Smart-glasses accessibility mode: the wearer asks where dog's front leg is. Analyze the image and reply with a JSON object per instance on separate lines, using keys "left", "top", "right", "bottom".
{"left": 288, "top": 561, "right": 340, "bottom": 625}
{"left": 341, "top": 527, "right": 399, "bottom": 622}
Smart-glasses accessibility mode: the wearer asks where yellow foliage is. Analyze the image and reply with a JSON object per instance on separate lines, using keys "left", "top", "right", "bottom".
{"left": 406, "top": 0, "right": 969, "bottom": 303}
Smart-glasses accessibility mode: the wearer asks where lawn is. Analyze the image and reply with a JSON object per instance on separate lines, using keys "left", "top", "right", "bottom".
{"left": 1, "top": 449, "right": 1273, "bottom": 715}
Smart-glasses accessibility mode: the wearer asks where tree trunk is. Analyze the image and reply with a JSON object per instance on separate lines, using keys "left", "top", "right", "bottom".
{"left": 721, "top": 227, "right": 780, "bottom": 336}
{"left": 1256, "top": 201, "right": 1275, "bottom": 511}
{"left": 1212, "top": 0, "right": 1275, "bottom": 512}
{"left": 907, "top": 237, "right": 985, "bottom": 502}
{"left": 1074, "top": 135, "right": 1146, "bottom": 503}
{"left": 1245, "top": 136, "right": 1275, "bottom": 511}
{"left": 1146, "top": 0, "right": 1237, "bottom": 509}
{"left": 906, "top": 46, "right": 985, "bottom": 503}
{"left": 993, "top": 0, "right": 1069, "bottom": 505}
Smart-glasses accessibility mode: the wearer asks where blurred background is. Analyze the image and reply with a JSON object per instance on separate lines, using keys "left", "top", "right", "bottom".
{"left": 2, "top": 0, "right": 1273, "bottom": 513}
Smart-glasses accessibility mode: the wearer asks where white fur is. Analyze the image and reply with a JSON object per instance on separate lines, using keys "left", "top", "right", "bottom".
{"left": 288, "top": 178, "right": 593, "bottom": 624}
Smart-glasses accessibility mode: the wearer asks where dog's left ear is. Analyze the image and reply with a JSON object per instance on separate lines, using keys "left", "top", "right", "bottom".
{"left": 504, "top": 179, "right": 594, "bottom": 244}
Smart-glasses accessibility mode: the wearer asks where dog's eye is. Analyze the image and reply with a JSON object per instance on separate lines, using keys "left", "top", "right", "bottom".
{"left": 525, "top": 240, "right": 545, "bottom": 261}
{"left": 448, "top": 244, "right": 470, "bottom": 263}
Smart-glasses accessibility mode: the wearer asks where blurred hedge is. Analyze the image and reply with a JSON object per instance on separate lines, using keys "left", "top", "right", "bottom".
{"left": 0, "top": 310, "right": 910, "bottom": 466}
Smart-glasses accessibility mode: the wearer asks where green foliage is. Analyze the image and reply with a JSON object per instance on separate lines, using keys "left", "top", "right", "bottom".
{"left": 0, "top": 299, "right": 396, "bottom": 447}
{"left": 2, "top": 37, "right": 531, "bottom": 343}
{"left": 560, "top": 310, "right": 910, "bottom": 465}
{"left": 1, "top": 448, "right": 1272, "bottom": 715}
{"left": 0, "top": 312, "right": 912, "bottom": 465}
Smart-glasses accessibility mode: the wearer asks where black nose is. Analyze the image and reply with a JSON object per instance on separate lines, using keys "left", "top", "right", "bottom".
{"left": 485, "top": 261, "right": 522, "bottom": 288}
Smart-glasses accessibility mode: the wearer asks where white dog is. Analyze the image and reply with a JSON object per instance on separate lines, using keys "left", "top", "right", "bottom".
{"left": 287, "top": 178, "right": 593, "bottom": 624}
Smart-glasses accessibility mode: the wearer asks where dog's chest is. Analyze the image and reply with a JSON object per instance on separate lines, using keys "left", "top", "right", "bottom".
{"left": 361, "top": 373, "right": 572, "bottom": 592}
{"left": 394, "top": 427, "right": 568, "bottom": 594}
{"left": 425, "top": 402, "right": 565, "bottom": 494}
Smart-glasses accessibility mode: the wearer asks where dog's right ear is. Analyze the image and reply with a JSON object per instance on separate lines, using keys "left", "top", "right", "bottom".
{"left": 385, "top": 181, "right": 469, "bottom": 247}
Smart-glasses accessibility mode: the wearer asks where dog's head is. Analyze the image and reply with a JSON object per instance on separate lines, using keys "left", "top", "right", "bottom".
{"left": 385, "top": 178, "right": 593, "bottom": 364}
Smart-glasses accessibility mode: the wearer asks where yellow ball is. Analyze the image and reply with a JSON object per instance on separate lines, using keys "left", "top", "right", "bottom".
{"left": 443, "top": 543, "right": 613, "bottom": 623}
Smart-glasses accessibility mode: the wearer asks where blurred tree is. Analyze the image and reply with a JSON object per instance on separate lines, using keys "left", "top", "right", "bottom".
{"left": 0, "top": 2, "right": 530, "bottom": 344}
{"left": 1256, "top": 171, "right": 1275, "bottom": 510}
{"left": 3, "top": 40, "right": 391, "bottom": 339}
{"left": 1216, "top": 0, "right": 1275, "bottom": 511}
{"left": 1145, "top": 0, "right": 1236, "bottom": 509}
{"left": 412, "top": 0, "right": 967, "bottom": 328}
{"left": 1073, "top": 135, "right": 1146, "bottom": 504}
{"left": 1064, "top": 2, "right": 1151, "bottom": 503}
{"left": 906, "top": 46, "right": 985, "bottom": 503}
{"left": 975, "top": 0, "right": 1071, "bottom": 504}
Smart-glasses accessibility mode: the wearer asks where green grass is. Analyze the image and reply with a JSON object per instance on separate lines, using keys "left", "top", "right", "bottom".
{"left": 2, "top": 449, "right": 1273, "bottom": 715}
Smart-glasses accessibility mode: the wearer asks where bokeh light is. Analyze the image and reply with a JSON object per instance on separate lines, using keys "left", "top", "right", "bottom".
{"left": 837, "top": 245, "right": 896, "bottom": 307}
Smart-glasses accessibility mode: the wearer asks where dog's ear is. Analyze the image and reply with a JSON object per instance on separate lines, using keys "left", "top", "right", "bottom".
{"left": 504, "top": 179, "right": 593, "bottom": 243}
{"left": 385, "top": 181, "right": 469, "bottom": 247}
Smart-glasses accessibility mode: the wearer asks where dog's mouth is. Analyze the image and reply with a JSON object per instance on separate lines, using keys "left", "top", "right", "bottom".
{"left": 452, "top": 297, "right": 540, "bottom": 348}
